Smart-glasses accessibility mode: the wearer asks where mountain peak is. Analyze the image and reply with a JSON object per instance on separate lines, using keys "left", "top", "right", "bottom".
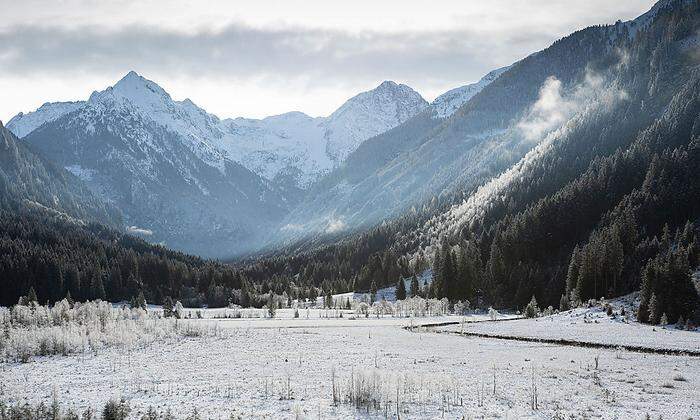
{"left": 110, "top": 71, "right": 169, "bottom": 99}
{"left": 377, "top": 80, "right": 398, "bottom": 89}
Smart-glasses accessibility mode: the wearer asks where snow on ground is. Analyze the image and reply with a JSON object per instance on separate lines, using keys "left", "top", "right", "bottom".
{"left": 2, "top": 309, "right": 699, "bottom": 419}
{"left": 437, "top": 302, "right": 700, "bottom": 353}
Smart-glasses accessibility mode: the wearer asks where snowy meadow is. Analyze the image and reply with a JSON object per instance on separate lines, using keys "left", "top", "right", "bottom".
{"left": 1, "top": 298, "right": 698, "bottom": 419}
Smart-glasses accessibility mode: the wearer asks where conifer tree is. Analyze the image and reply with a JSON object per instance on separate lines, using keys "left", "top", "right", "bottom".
{"left": 163, "top": 296, "right": 174, "bottom": 317}
{"left": 395, "top": 278, "right": 406, "bottom": 301}
{"left": 27, "top": 287, "right": 38, "bottom": 304}
{"left": 410, "top": 275, "right": 420, "bottom": 297}
{"left": 648, "top": 293, "right": 661, "bottom": 325}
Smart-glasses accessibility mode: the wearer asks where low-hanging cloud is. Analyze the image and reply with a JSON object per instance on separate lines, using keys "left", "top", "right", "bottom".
{"left": 518, "top": 70, "right": 627, "bottom": 141}
{"left": 127, "top": 226, "right": 153, "bottom": 236}
{"left": 0, "top": 23, "right": 553, "bottom": 89}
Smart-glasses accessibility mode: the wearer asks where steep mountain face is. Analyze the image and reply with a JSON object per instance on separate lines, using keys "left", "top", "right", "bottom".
{"left": 0, "top": 120, "right": 121, "bottom": 225}
{"left": 20, "top": 73, "right": 292, "bottom": 258}
{"left": 322, "top": 81, "right": 428, "bottom": 163}
{"left": 215, "top": 81, "right": 428, "bottom": 188}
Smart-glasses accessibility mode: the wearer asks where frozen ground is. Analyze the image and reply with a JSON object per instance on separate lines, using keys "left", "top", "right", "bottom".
{"left": 2, "top": 309, "right": 699, "bottom": 419}
{"left": 437, "top": 305, "right": 700, "bottom": 354}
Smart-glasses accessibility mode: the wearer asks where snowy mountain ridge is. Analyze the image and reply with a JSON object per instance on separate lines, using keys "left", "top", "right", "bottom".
{"left": 7, "top": 101, "right": 83, "bottom": 138}
{"left": 8, "top": 74, "right": 429, "bottom": 189}
{"left": 430, "top": 66, "right": 512, "bottom": 119}
{"left": 216, "top": 80, "right": 428, "bottom": 187}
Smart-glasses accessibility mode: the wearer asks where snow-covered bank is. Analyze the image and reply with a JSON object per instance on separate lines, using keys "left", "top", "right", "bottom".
{"left": 437, "top": 303, "right": 700, "bottom": 353}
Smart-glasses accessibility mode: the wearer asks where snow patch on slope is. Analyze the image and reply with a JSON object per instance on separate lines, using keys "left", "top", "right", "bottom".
{"left": 7, "top": 102, "right": 83, "bottom": 138}
{"left": 431, "top": 66, "right": 511, "bottom": 119}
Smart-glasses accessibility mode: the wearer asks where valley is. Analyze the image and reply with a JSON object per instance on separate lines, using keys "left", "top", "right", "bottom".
{"left": 1, "top": 0, "right": 699, "bottom": 418}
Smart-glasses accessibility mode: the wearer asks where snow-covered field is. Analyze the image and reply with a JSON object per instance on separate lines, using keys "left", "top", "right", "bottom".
{"left": 437, "top": 305, "right": 700, "bottom": 354}
{"left": 2, "top": 307, "right": 699, "bottom": 419}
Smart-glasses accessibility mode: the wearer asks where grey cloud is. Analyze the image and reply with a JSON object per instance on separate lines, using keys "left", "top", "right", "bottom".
{"left": 0, "top": 23, "right": 556, "bottom": 88}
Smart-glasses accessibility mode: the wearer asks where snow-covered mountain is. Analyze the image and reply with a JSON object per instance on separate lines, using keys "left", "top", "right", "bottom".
{"left": 322, "top": 81, "right": 428, "bottom": 163}
{"left": 215, "top": 81, "right": 427, "bottom": 187}
{"left": 9, "top": 77, "right": 427, "bottom": 190}
{"left": 16, "top": 72, "right": 292, "bottom": 257}
{"left": 430, "top": 66, "right": 511, "bottom": 119}
{"left": 6, "top": 72, "right": 429, "bottom": 256}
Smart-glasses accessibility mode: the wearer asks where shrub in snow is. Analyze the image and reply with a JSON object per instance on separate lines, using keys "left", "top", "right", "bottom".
{"left": 102, "top": 398, "right": 130, "bottom": 420}
{"left": 174, "top": 301, "right": 185, "bottom": 319}
{"left": 524, "top": 296, "right": 540, "bottom": 318}
{"left": 355, "top": 302, "right": 370, "bottom": 317}
{"left": 337, "top": 368, "right": 460, "bottom": 414}
{"left": 488, "top": 307, "right": 500, "bottom": 321}
{"left": 0, "top": 300, "right": 221, "bottom": 363}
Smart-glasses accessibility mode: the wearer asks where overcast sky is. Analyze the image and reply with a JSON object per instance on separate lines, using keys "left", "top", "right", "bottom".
{"left": 0, "top": 0, "right": 656, "bottom": 122}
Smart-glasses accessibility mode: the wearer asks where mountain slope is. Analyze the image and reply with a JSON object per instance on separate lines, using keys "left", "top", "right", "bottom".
{"left": 431, "top": 66, "right": 511, "bottom": 119}
{"left": 21, "top": 74, "right": 292, "bottom": 258}
{"left": 272, "top": 27, "right": 615, "bottom": 245}
{"left": 215, "top": 81, "right": 428, "bottom": 188}
{"left": 0, "top": 120, "right": 120, "bottom": 226}
{"left": 397, "top": 0, "right": 700, "bottom": 312}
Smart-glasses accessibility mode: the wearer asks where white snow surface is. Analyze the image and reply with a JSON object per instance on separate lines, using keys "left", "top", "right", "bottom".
{"left": 438, "top": 301, "right": 700, "bottom": 353}
{"left": 431, "top": 66, "right": 511, "bottom": 119}
{"left": 3, "top": 308, "right": 699, "bottom": 418}
{"left": 6, "top": 101, "right": 83, "bottom": 138}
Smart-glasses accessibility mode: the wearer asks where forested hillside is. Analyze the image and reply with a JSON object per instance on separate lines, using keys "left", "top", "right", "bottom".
{"left": 0, "top": 121, "right": 120, "bottom": 226}
{"left": 409, "top": 0, "right": 700, "bottom": 322}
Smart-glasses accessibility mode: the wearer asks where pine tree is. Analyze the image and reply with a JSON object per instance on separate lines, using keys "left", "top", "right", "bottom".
{"left": 431, "top": 248, "right": 443, "bottom": 299}
{"left": 135, "top": 291, "right": 147, "bottom": 310}
{"left": 395, "top": 278, "right": 406, "bottom": 301}
{"left": 559, "top": 294, "right": 570, "bottom": 312}
{"left": 648, "top": 293, "right": 661, "bottom": 325}
{"left": 26, "top": 286, "right": 38, "bottom": 304}
{"left": 267, "top": 292, "right": 276, "bottom": 318}
{"left": 566, "top": 246, "right": 581, "bottom": 298}
{"left": 485, "top": 241, "right": 506, "bottom": 305}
